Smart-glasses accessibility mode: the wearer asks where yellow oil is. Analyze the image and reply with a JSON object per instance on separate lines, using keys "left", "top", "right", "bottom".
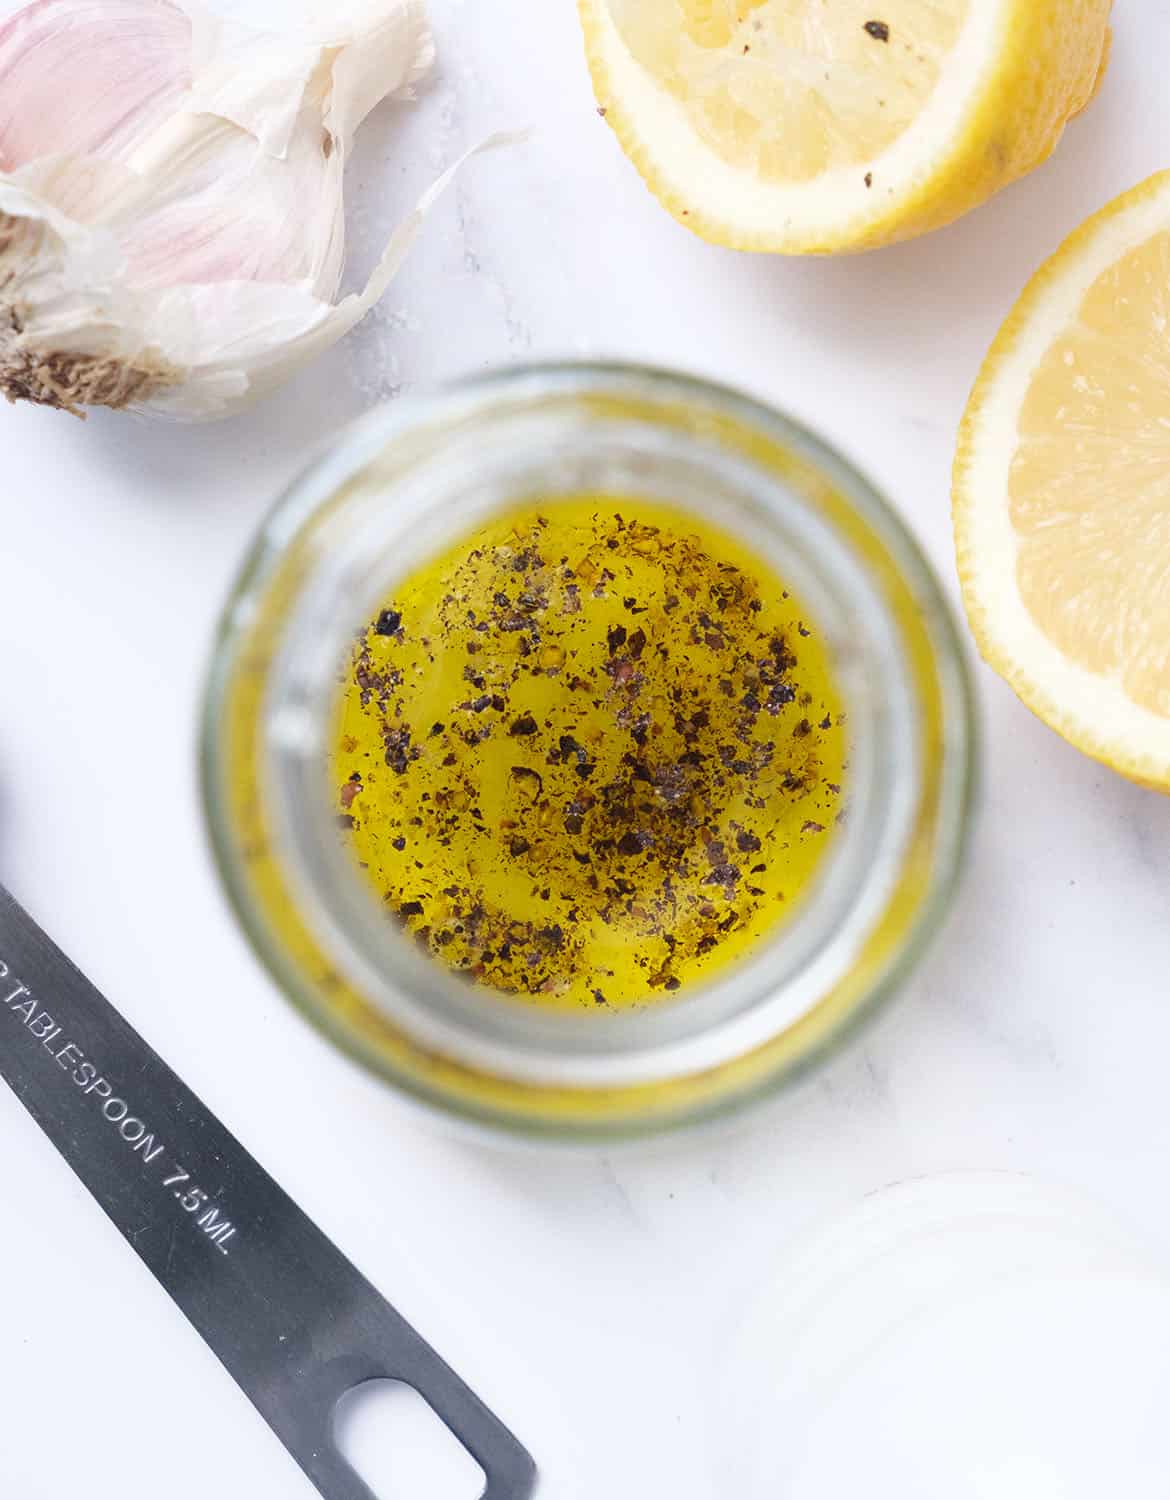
{"left": 332, "top": 497, "right": 846, "bottom": 1009}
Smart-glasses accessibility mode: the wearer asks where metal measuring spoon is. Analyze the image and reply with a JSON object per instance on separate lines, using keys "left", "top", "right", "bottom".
{"left": 0, "top": 884, "right": 535, "bottom": 1500}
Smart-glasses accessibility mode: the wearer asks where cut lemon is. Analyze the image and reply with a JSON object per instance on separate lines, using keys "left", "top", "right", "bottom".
{"left": 955, "top": 170, "right": 1170, "bottom": 791}
{"left": 579, "top": 0, "right": 1111, "bottom": 253}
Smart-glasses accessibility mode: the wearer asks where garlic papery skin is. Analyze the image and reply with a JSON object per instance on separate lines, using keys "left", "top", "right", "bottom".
{"left": 0, "top": 0, "right": 441, "bottom": 418}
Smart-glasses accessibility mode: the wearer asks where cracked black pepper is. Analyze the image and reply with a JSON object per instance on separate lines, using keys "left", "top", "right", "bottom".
{"left": 331, "top": 498, "right": 846, "bottom": 1010}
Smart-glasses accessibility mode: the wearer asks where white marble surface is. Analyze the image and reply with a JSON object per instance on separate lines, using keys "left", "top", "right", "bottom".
{"left": 4, "top": 2, "right": 1170, "bottom": 1496}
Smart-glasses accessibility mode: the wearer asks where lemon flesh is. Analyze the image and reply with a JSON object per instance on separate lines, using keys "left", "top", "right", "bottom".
{"left": 582, "top": 0, "right": 1112, "bottom": 253}
{"left": 608, "top": 0, "right": 967, "bottom": 184}
{"left": 954, "top": 171, "right": 1170, "bottom": 790}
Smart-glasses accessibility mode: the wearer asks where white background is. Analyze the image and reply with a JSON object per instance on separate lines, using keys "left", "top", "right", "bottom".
{"left": 4, "top": 2, "right": 1170, "bottom": 1497}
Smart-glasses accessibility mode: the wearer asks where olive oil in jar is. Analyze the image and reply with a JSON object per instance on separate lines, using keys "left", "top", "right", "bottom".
{"left": 332, "top": 498, "right": 845, "bottom": 1009}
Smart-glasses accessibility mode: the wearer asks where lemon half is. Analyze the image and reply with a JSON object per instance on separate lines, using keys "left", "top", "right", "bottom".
{"left": 580, "top": 0, "right": 1111, "bottom": 253}
{"left": 955, "top": 171, "right": 1170, "bottom": 791}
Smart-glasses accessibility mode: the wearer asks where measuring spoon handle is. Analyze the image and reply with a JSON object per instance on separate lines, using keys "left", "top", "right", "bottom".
{"left": 0, "top": 884, "right": 536, "bottom": 1500}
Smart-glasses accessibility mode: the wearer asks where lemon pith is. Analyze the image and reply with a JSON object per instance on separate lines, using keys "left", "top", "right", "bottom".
{"left": 580, "top": 0, "right": 1112, "bottom": 254}
{"left": 954, "top": 170, "right": 1170, "bottom": 792}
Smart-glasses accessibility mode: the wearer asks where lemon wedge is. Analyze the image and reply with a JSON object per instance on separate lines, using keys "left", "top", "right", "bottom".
{"left": 579, "top": 0, "right": 1111, "bottom": 252}
{"left": 955, "top": 171, "right": 1170, "bottom": 791}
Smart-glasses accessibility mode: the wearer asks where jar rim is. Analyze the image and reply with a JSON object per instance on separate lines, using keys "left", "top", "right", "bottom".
{"left": 201, "top": 362, "right": 978, "bottom": 1135}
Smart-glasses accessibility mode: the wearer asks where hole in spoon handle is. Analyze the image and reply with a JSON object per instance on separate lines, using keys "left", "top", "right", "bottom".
{"left": 306, "top": 1348, "right": 537, "bottom": 1500}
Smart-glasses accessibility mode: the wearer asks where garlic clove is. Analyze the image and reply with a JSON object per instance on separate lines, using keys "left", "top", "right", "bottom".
{"left": 0, "top": 134, "right": 514, "bottom": 420}
{"left": 111, "top": 108, "right": 348, "bottom": 293}
{"left": 0, "top": 0, "right": 191, "bottom": 171}
{"left": 117, "top": 1, "right": 433, "bottom": 298}
{"left": 133, "top": 136, "right": 515, "bottom": 420}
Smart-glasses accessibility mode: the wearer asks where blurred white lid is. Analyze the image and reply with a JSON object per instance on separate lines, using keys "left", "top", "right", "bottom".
{"left": 719, "top": 1174, "right": 1170, "bottom": 1499}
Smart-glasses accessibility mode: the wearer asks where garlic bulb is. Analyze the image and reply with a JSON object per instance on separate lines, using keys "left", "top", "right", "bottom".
{"left": 0, "top": 0, "right": 455, "bottom": 419}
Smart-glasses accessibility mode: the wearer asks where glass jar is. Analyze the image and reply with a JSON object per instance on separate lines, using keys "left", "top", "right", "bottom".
{"left": 202, "top": 364, "right": 976, "bottom": 1139}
